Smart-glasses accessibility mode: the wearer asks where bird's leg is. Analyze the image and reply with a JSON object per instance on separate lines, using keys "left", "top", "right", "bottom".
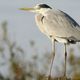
{"left": 64, "top": 43, "right": 67, "bottom": 80}
{"left": 48, "top": 39, "right": 55, "bottom": 80}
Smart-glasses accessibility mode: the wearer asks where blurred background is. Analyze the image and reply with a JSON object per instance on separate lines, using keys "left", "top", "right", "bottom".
{"left": 0, "top": 0, "right": 80, "bottom": 80}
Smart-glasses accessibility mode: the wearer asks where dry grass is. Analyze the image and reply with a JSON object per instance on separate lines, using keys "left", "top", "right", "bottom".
{"left": 37, "top": 75, "right": 71, "bottom": 80}
{"left": 46, "top": 77, "right": 71, "bottom": 80}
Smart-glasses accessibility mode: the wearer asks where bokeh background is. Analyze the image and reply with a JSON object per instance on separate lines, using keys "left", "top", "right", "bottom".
{"left": 0, "top": 0, "right": 80, "bottom": 80}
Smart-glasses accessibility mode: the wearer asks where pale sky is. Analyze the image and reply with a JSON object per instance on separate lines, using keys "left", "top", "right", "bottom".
{"left": 0, "top": 0, "right": 80, "bottom": 77}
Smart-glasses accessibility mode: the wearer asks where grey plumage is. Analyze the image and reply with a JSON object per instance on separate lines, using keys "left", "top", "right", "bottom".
{"left": 35, "top": 7, "right": 80, "bottom": 44}
{"left": 60, "top": 10, "right": 79, "bottom": 27}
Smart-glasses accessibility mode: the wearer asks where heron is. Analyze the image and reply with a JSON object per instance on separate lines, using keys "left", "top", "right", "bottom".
{"left": 20, "top": 4, "right": 80, "bottom": 79}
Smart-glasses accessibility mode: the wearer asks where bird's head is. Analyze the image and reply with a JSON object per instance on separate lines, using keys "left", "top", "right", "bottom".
{"left": 19, "top": 4, "right": 52, "bottom": 14}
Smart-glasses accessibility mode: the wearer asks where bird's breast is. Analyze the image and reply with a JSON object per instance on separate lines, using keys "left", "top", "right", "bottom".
{"left": 35, "top": 14, "right": 47, "bottom": 34}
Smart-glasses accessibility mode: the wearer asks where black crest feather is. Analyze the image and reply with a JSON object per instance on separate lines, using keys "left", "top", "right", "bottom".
{"left": 39, "top": 4, "right": 52, "bottom": 9}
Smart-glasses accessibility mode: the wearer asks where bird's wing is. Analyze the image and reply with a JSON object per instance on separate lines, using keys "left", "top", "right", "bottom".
{"left": 45, "top": 10, "right": 80, "bottom": 30}
{"left": 43, "top": 9, "right": 80, "bottom": 41}
{"left": 59, "top": 10, "right": 80, "bottom": 30}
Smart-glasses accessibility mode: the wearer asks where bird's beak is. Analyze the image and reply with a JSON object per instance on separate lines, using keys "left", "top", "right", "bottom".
{"left": 19, "top": 7, "right": 35, "bottom": 12}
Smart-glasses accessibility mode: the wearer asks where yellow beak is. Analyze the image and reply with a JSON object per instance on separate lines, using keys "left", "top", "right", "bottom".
{"left": 19, "top": 8, "right": 34, "bottom": 11}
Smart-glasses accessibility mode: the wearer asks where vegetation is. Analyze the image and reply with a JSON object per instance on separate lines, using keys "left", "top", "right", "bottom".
{"left": 0, "top": 21, "right": 80, "bottom": 80}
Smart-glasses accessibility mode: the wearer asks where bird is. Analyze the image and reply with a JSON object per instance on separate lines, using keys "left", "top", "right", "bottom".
{"left": 20, "top": 4, "right": 80, "bottom": 79}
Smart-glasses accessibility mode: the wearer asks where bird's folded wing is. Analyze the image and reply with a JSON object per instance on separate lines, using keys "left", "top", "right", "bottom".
{"left": 43, "top": 10, "right": 80, "bottom": 39}
{"left": 59, "top": 10, "right": 80, "bottom": 31}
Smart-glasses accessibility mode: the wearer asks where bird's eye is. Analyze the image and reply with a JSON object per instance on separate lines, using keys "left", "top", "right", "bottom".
{"left": 35, "top": 6, "right": 41, "bottom": 10}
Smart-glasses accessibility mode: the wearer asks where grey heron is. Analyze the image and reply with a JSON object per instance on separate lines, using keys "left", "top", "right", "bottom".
{"left": 20, "top": 4, "right": 80, "bottom": 79}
